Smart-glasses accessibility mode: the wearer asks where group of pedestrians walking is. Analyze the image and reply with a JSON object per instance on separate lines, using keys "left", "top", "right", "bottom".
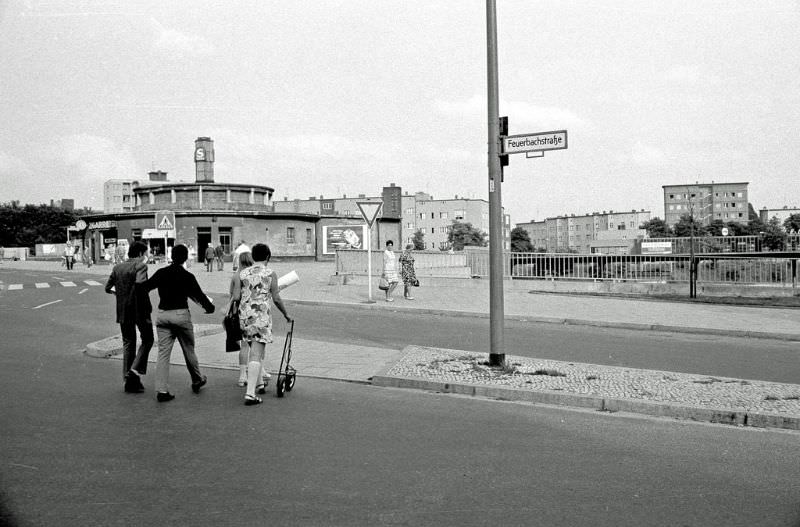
{"left": 106, "top": 239, "right": 291, "bottom": 405}
{"left": 204, "top": 243, "right": 226, "bottom": 272}
{"left": 381, "top": 240, "right": 418, "bottom": 302}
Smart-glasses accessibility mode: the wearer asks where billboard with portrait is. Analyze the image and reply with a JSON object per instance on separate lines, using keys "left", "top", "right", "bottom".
{"left": 322, "top": 225, "right": 365, "bottom": 255}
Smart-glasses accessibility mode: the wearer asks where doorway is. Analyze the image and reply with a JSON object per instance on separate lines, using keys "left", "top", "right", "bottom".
{"left": 197, "top": 228, "right": 211, "bottom": 263}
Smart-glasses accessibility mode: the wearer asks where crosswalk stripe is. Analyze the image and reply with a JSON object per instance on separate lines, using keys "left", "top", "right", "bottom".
{"left": 35, "top": 283, "right": 50, "bottom": 288}
{"left": 8, "top": 284, "right": 22, "bottom": 290}
{"left": 84, "top": 280, "right": 102, "bottom": 286}
{"left": 60, "top": 281, "right": 77, "bottom": 287}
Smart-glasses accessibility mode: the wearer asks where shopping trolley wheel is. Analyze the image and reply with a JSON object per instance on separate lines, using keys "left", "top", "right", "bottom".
{"left": 285, "top": 373, "right": 296, "bottom": 392}
{"left": 276, "top": 374, "right": 285, "bottom": 398}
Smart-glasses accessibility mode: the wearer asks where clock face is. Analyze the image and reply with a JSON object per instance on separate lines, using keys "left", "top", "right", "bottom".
{"left": 195, "top": 147, "right": 205, "bottom": 161}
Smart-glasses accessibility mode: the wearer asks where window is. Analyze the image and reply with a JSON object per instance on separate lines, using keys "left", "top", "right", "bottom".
{"left": 454, "top": 210, "right": 465, "bottom": 220}
{"left": 406, "top": 222, "right": 414, "bottom": 229}
{"left": 218, "top": 228, "right": 232, "bottom": 254}
{"left": 419, "top": 213, "right": 425, "bottom": 219}
{"left": 286, "top": 227, "right": 296, "bottom": 244}
{"left": 431, "top": 228, "right": 434, "bottom": 234}
{"left": 322, "top": 203, "right": 333, "bottom": 210}
{"left": 306, "top": 228, "right": 313, "bottom": 244}
{"left": 405, "top": 208, "right": 414, "bottom": 214}
{"left": 669, "top": 194, "right": 674, "bottom": 199}
{"left": 431, "top": 213, "right": 435, "bottom": 219}
{"left": 440, "top": 212, "right": 448, "bottom": 219}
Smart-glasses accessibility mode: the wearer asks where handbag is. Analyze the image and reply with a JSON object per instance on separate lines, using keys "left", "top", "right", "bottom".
{"left": 378, "top": 276, "right": 389, "bottom": 291}
{"left": 223, "top": 301, "right": 242, "bottom": 352}
{"left": 412, "top": 278, "right": 420, "bottom": 287}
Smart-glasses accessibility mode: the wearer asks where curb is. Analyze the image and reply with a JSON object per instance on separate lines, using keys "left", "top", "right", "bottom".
{"left": 286, "top": 299, "right": 800, "bottom": 342}
{"left": 371, "top": 375, "right": 800, "bottom": 431}
{"left": 84, "top": 324, "right": 224, "bottom": 358}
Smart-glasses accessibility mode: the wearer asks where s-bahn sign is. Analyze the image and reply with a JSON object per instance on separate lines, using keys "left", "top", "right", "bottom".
{"left": 502, "top": 130, "right": 568, "bottom": 155}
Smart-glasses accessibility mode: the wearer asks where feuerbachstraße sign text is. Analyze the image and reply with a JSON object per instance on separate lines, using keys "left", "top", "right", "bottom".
{"left": 502, "top": 130, "right": 568, "bottom": 155}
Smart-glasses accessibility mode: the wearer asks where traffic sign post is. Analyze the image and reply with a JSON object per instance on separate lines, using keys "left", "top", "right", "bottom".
{"left": 356, "top": 201, "right": 383, "bottom": 303}
{"left": 155, "top": 210, "right": 175, "bottom": 262}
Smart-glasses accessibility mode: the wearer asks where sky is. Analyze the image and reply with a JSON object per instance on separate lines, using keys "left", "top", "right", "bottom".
{"left": 1, "top": 0, "right": 798, "bottom": 224}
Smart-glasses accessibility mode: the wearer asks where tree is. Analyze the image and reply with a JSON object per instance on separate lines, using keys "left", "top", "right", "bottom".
{"left": 762, "top": 217, "right": 786, "bottom": 250}
{"left": 672, "top": 213, "right": 708, "bottom": 238}
{"left": 447, "top": 221, "right": 487, "bottom": 250}
{"left": 411, "top": 229, "right": 426, "bottom": 250}
{"left": 0, "top": 203, "right": 87, "bottom": 248}
{"left": 510, "top": 227, "right": 534, "bottom": 252}
{"left": 640, "top": 217, "right": 671, "bottom": 238}
{"left": 783, "top": 213, "right": 800, "bottom": 234}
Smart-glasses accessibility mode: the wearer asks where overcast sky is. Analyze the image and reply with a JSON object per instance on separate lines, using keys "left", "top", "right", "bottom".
{"left": 1, "top": 1, "right": 798, "bottom": 223}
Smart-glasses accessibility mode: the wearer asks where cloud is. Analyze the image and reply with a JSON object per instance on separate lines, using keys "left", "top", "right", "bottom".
{"left": 150, "top": 18, "right": 215, "bottom": 57}
{"left": 0, "top": 151, "right": 29, "bottom": 176}
{"left": 615, "top": 141, "right": 667, "bottom": 166}
{"left": 54, "top": 134, "right": 142, "bottom": 183}
{"left": 664, "top": 65, "right": 720, "bottom": 86}
{"left": 435, "top": 95, "right": 589, "bottom": 131}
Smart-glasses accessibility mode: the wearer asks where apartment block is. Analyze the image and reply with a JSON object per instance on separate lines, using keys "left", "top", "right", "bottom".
{"left": 103, "top": 179, "right": 137, "bottom": 213}
{"left": 663, "top": 182, "right": 749, "bottom": 227}
{"left": 759, "top": 206, "right": 800, "bottom": 227}
{"left": 516, "top": 209, "right": 651, "bottom": 253}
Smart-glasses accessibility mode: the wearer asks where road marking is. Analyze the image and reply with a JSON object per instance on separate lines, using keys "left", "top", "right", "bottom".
{"left": 84, "top": 280, "right": 102, "bottom": 286}
{"left": 78, "top": 288, "right": 88, "bottom": 294}
{"left": 35, "top": 282, "right": 50, "bottom": 288}
{"left": 32, "top": 299, "right": 62, "bottom": 310}
{"left": 60, "top": 281, "right": 76, "bottom": 287}
{"left": 8, "top": 284, "right": 22, "bottom": 290}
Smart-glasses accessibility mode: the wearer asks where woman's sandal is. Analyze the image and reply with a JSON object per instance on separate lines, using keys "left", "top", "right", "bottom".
{"left": 244, "top": 395, "right": 262, "bottom": 406}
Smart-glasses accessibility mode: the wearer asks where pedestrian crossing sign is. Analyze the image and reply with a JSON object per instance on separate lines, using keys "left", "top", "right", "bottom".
{"left": 356, "top": 201, "right": 383, "bottom": 228}
{"left": 155, "top": 211, "right": 175, "bottom": 231}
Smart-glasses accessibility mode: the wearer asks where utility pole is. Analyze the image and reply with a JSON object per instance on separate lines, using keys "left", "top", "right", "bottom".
{"left": 486, "top": 0, "right": 505, "bottom": 367}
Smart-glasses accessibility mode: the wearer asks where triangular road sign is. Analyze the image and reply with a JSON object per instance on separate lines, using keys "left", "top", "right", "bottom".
{"left": 158, "top": 215, "right": 173, "bottom": 230}
{"left": 356, "top": 201, "right": 383, "bottom": 229}
{"left": 155, "top": 210, "right": 175, "bottom": 231}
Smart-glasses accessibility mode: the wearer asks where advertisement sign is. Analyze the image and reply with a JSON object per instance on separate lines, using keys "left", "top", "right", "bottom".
{"left": 641, "top": 241, "right": 672, "bottom": 255}
{"left": 322, "top": 225, "right": 365, "bottom": 255}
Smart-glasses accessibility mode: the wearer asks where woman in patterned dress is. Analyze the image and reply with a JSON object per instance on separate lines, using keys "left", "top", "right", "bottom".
{"left": 399, "top": 244, "right": 417, "bottom": 300}
{"left": 231, "top": 243, "right": 292, "bottom": 405}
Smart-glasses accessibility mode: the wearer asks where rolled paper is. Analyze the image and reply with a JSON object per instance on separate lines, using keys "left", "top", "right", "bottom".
{"left": 277, "top": 270, "right": 300, "bottom": 291}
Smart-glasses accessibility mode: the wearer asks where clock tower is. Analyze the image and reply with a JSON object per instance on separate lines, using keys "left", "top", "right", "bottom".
{"left": 194, "top": 137, "right": 215, "bottom": 182}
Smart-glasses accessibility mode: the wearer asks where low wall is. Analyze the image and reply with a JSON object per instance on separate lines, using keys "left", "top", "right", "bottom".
{"left": 521, "top": 279, "right": 798, "bottom": 298}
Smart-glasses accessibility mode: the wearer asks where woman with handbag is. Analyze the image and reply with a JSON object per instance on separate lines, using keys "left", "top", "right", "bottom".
{"left": 399, "top": 244, "right": 418, "bottom": 300}
{"left": 228, "top": 250, "right": 266, "bottom": 387}
{"left": 231, "top": 243, "right": 292, "bottom": 406}
{"left": 381, "top": 240, "right": 399, "bottom": 302}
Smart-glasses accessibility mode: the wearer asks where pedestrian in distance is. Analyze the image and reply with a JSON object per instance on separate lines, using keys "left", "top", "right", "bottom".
{"left": 142, "top": 244, "right": 215, "bottom": 402}
{"left": 381, "top": 240, "right": 399, "bottom": 302}
{"left": 63, "top": 243, "right": 75, "bottom": 270}
{"left": 215, "top": 243, "right": 225, "bottom": 271}
{"left": 399, "top": 244, "right": 417, "bottom": 300}
{"left": 83, "top": 245, "right": 93, "bottom": 268}
{"left": 105, "top": 241, "right": 153, "bottom": 393}
{"left": 230, "top": 243, "right": 292, "bottom": 406}
{"left": 204, "top": 243, "right": 215, "bottom": 272}
{"left": 187, "top": 243, "right": 196, "bottom": 268}
{"left": 232, "top": 240, "right": 250, "bottom": 271}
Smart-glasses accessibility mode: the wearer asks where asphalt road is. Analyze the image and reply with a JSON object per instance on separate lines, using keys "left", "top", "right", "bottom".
{"left": 1, "top": 267, "right": 800, "bottom": 526}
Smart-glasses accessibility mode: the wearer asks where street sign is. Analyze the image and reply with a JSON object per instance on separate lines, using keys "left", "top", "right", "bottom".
{"left": 356, "top": 201, "right": 383, "bottom": 229}
{"left": 155, "top": 210, "right": 175, "bottom": 231}
{"left": 721, "top": 228, "right": 729, "bottom": 236}
{"left": 75, "top": 219, "right": 87, "bottom": 230}
{"left": 502, "top": 130, "right": 568, "bottom": 155}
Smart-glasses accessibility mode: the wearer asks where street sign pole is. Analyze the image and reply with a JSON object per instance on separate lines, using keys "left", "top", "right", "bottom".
{"left": 486, "top": 0, "right": 505, "bottom": 367}
{"left": 356, "top": 201, "right": 383, "bottom": 304}
{"left": 366, "top": 223, "right": 374, "bottom": 303}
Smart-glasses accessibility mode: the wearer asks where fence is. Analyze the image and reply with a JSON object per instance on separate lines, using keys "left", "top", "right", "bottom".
{"left": 336, "top": 248, "right": 799, "bottom": 288}
{"left": 647, "top": 234, "right": 800, "bottom": 254}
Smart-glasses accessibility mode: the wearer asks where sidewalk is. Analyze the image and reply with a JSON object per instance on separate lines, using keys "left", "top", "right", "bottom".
{"left": 12, "top": 259, "right": 800, "bottom": 429}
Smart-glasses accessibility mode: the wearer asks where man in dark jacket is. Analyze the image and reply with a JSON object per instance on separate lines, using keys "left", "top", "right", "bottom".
{"left": 105, "top": 241, "right": 152, "bottom": 393}
{"left": 214, "top": 243, "right": 224, "bottom": 271}
{"left": 142, "top": 244, "right": 215, "bottom": 402}
{"left": 204, "top": 244, "right": 215, "bottom": 272}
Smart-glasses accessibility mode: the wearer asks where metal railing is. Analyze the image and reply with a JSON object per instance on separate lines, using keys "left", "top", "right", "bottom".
{"left": 647, "top": 234, "right": 800, "bottom": 254}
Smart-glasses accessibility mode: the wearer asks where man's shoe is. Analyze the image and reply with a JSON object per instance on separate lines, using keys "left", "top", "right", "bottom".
{"left": 156, "top": 392, "right": 175, "bottom": 402}
{"left": 192, "top": 375, "right": 207, "bottom": 394}
{"left": 124, "top": 376, "right": 145, "bottom": 393}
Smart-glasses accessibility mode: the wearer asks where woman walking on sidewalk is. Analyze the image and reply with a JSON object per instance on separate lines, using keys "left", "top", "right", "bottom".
{"left": 399, "top": 244, "right": 417, "bottom": 300}
{"left": 231, "top": 243, "right": 292, "bottom": 406}
{"left": 229, "top": 250, "right": 270, "bottom": 388}
{"left": 381, "top": 240, "right": 399, "bottom": 302}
